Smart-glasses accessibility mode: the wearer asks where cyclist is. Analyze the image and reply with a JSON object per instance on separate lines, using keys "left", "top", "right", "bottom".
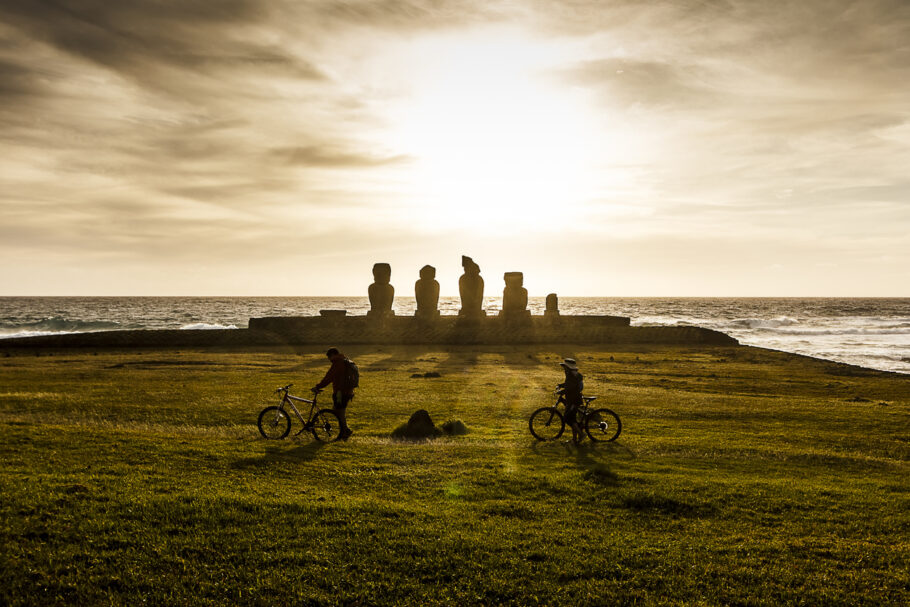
{"left": 559, "top": 358, "right": 584, "bottom": 443}
{"left": 312, "top": 347, "right": 355, "bottom": 440}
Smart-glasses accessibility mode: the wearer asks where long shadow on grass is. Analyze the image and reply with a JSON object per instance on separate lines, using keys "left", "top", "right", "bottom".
{"left": 529, "top": 440, "right": 635, "bottom": 487}
{"left": 231, "top": 441, "right": 326, "bottom": 469}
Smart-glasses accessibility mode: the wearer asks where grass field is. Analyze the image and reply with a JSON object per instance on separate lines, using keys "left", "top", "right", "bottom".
{"left": 1, "top": 344, "right": 908, "bottom": 605}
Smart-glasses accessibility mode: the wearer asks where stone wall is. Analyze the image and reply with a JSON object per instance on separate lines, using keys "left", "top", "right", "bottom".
{"left": 247, "top": 315, "right": 738, "bottom": 346}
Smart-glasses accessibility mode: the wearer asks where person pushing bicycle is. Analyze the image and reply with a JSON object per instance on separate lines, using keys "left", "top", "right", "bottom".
{"left": 312, "top": 347, "right": 356, "bottom": 440}
{"left": 559, "top": 358, "right": 584, "bottom": 443}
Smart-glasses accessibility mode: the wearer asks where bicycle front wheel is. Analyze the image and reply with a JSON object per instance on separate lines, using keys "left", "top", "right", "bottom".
{"left": 258, "top": 406, "right": 291, "bottom": 439}
{"left": 529, "top": 407, "right": 565, "bottom": 441}
{"left": 585, "top": 408, "right": 621, "bottom": 442}
{"left": 311, "top": 409, "right": 341, "bottom": 442}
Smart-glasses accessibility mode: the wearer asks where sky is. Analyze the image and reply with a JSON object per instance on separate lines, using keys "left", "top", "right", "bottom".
{"left": 1, "top": 0, "right": 908, "bottom": 296}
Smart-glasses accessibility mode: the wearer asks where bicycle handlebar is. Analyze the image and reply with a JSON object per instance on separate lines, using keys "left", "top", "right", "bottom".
{"left": 275, "top": 384, "right": 323, "bottom": 395}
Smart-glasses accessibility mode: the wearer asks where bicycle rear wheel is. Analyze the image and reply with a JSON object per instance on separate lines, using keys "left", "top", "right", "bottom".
{"left": 585, "top": 408, "right": 621, "bottom": 442}
{"left": 311, "top": 408, "right": 341, "bottom": 442}
{"left": 258, "top": 406, "right": 291, "bottom": 439}
{"left": 529, "top": 407, "right": 565, "bottom": 441}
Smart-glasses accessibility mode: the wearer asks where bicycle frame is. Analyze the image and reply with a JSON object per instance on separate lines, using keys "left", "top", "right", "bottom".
{"left": 555, "top": 388, "right": 597, "bottom": 422}
{"left": 277, "top": 389, "right": 322, "bottom": 436}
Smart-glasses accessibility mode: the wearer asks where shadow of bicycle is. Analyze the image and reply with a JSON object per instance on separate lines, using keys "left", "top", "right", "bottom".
{"left": 529, "top": 439, "right": 635, "bottom": 486}
{"left": 231, "top": 440, "right": 326, "bottom": 469}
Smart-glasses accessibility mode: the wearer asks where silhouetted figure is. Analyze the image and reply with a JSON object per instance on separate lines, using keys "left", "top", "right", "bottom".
{"left": 313, "top": 347, "right": 356, "bottom": 440}
{"left": 545, "top": 293, "right": 560, "bottom": 317}
{"left": 559, "top": 358, "right": 584, "bottom": 443}
{"left": 367, "top": 263, "right": 394, "bottom": 316}
{"left": 458, "top": 256, "right": 485, "bottom": 317}
{"left": 501, "top": 272, "right": 529, "bottom": 318}
{"left": 415, "top": 265, "right": 440, "bottom": 318}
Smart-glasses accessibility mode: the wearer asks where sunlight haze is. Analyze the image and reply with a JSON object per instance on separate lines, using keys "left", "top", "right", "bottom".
{"left": 1, "top": 0, "right": 908, "bottom": 295}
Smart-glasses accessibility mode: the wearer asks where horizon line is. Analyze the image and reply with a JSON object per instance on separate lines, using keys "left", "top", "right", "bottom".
{"left": 2, "top": 294, "right": 909, "bottom": 299}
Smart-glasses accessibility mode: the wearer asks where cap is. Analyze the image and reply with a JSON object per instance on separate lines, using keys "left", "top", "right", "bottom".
{"left": 560, "top": 358, "right": 578, "bottom": 369}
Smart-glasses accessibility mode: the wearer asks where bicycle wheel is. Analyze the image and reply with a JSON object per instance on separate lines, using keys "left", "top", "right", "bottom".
{"left": 311, "top": 409, "right": 341, "bottom": 442}
{"left": 529, "top": 407, "right": 565, "bottom": 441}
{"left": 585, "top": 408, "right": 621, "bottom": 442}
{"left": 258, "top": 406, "right": 291, "bottom": 439}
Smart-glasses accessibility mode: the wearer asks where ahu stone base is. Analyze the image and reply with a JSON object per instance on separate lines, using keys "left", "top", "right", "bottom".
{"left": 247, "top": 315, "right": 738, "bottom": 346}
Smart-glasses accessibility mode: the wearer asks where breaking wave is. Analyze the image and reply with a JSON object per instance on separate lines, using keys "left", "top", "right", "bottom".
{"left": 179, "top": 323, "right": 239, "bottom": 330}
{"left": 0, "top": 317, "right": 123, "bottom": 339}
{"left": 730, "top": 317, "right": 800, "bottom": 329}
{"left": 769, "top": 327, "right": 910, "bottom": 336}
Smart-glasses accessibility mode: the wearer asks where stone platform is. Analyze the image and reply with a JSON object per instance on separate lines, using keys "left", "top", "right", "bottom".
{"left": 247, "top": 314, "right": 738, "bottom": 346}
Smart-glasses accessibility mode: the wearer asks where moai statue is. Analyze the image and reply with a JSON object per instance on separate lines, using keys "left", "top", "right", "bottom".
{"left": 367, "top": 263, "right": 395, "bottom": 316}
{"left": 501, "top": 272, "right": 530, "bottom": 318}
{"left": 414, "top": 265, "right": 440, "bottom": 318}
{"left": 458, "top": 255, "right": 485, "bottom": 317}
{"left": 545, "top": 293, "right": 560, "bottom": 317}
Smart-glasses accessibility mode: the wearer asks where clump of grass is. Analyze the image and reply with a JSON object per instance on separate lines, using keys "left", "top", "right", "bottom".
{"left": 390, "top": 409, "right": 442, "bottom": 440}
{"left": 440, "top": 419, "right": 468, "bottom": 436}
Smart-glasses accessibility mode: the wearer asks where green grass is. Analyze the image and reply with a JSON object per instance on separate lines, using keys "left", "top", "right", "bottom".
{"left": 1, "top": 344, "right": 908, "bottom": 605}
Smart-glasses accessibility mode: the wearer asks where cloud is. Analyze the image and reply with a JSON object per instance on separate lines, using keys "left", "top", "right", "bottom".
{"left": 301, "top": 0, "right": 505, "bottom": 30}
{"left": 0, "top": 0, "right": 324, "bottom": 102}
{"left": 558, "top": 58, "right": 718, "bottom": 109}
{"left": 271, "top": 145, "right": 411, "bottom": 168}
{"left": 0, "top": 56, "right": 40, "bottom": 100}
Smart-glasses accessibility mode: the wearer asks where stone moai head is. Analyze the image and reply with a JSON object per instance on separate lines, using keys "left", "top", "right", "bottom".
{"left": 462, "top": 255, "right": 480, "bottom": 276}
{"left": 372, "top": 263, "right": 391, "bottom": 284}
{"left": 504, "top": 272, "right": 524, "bottom": 288}
{"left": 419, "top": 265, "right": 436, "bottom": 280}
{"left": 546, "top": 293, "right": 558, "bottom": 310}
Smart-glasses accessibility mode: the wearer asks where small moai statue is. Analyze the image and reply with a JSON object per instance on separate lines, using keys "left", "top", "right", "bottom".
{"left": 367, "top": 262, "right": 395, "bottom": 317}
{"left": 458, "top": 255, "right": 485, "bottom": 317}
{"left": 414, "top": 264, "right": 440, "bottom": 319}
{"left": 500, "top": 272, "right": 530, "bottom": 318}
{"left": 545, "top": 293, "right": 560, "bottom": 318}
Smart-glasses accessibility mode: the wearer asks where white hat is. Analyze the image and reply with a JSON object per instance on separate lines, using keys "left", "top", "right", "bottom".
{"left": 560, "top": 358, "right": 578, "bottom": 369}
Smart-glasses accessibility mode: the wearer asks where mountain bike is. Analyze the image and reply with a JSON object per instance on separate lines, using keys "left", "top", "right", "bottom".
{"left": 529, "top": 386, "right": 622, "bottom": 442}
{"left": 257, "top": 384, "right": 341, "bottom": 442}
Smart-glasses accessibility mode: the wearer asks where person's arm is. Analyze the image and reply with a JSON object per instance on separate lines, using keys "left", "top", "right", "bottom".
{"left": 314, "top": 358, "right": 343, "bottom": 390}
{"left": 313, "top": 365, "right": 333, "bottom": 391}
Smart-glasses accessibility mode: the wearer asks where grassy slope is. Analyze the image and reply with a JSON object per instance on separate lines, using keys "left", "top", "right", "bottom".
{"left": 0, "top": 344, "right": 908, "bottom": 606}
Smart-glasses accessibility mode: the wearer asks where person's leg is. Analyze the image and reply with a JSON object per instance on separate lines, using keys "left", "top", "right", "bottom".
{"left": 333, "top": 392, "right": 352, "bottom": 437}
{"left": 569, "top": 399, "right": 582, "bottom": 443}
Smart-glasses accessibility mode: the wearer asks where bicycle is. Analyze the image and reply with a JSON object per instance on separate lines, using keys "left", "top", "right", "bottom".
{"left": 257, "top": 384, "right": 341, "bottom": 442}
{"left": 528, "top": 386, "right": 622, "bottom": 442}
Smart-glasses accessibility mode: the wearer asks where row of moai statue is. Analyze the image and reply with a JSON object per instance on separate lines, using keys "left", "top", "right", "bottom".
{"left": 367, "top": 255, "right": 560, "bottom": 319}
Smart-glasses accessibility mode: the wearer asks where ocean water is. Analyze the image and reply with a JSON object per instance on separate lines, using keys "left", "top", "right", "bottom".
{"left": 0, "top": 297, "right": 907, "bottom": 374}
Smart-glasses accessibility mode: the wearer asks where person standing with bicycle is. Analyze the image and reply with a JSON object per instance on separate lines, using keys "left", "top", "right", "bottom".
{"left": 559, "top": 358, "right": 584, "bottom": 443}
{"left": 312, "top": 347, "right": 356, "bottom": 441}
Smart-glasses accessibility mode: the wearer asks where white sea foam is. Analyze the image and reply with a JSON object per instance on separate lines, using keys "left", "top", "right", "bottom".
{"left": 0, "top": 329, "right": 83, "bottom": 339}
{"left": 731, "top": 316, "right": 801, "bottom": 329}
{"left": 179, "top": 323, "right": 239, "bottom": 330}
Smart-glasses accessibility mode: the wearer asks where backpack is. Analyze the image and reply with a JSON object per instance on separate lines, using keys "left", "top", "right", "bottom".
{"left": 342, "top": 358, "right": 360, "bottom": 390}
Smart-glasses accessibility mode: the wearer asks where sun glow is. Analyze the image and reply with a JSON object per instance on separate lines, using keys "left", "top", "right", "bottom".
{"left": 386, "top": 29, "right": 611, "bottom": 232}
